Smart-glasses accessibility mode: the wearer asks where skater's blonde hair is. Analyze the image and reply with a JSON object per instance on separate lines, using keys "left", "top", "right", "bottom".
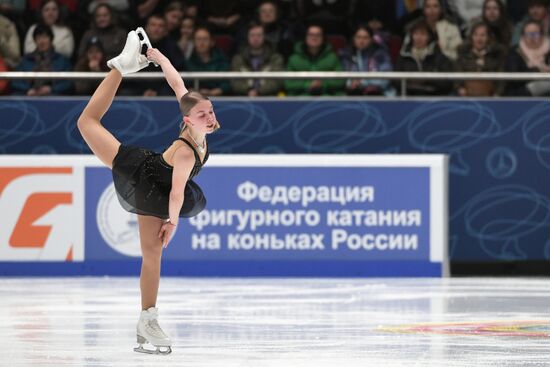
{"left": 179, "top": 91, "right": 220, "bottom": 134}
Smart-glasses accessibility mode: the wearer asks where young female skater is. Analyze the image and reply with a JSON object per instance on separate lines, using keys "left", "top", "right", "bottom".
{"left": 77, "top": 28, "right": 219, "bottom": 354}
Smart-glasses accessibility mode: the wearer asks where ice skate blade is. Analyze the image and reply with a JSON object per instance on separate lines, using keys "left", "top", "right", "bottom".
{"left": 135, "top": 27, "right": 158, "bottom": 67}
{"left": 134, "top": 344, "right": 172, "bottom": 355}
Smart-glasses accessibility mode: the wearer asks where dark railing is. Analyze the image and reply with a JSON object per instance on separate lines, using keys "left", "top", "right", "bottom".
{"left": 0, "top": 71, "right": 547, "bottom": 96}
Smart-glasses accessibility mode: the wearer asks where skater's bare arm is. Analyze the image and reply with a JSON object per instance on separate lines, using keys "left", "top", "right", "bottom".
{"left": 158, "top": 147, "right": 193, "bottom": 247}
{"left": 168, "top": 147, "right": 194, "bottom": 225}
{"left": 146, "top": 48, "right": 188, "bottom": 101}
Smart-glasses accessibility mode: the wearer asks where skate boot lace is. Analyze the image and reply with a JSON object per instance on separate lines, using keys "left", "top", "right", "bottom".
{"left": 144, "top": 318, "right": 168, "bottom": 339}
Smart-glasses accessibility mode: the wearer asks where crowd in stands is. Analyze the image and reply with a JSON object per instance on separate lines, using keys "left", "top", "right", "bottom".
{"left": 0, "top": 0, "right": 549, "bottom": 97}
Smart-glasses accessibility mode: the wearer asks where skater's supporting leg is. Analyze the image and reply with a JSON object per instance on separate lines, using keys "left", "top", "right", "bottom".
{"left": 77, "top": 70, "right": 123, "bottom": 169}
{"left": 138, "top": 214, "right": 165, "bottom": 310}
{"left": 135, "top": 214, "right": 172, "bottom": 354}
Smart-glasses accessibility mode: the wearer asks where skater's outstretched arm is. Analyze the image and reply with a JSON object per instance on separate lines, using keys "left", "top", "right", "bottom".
{"left": 146, "top": 48, "right": 188, "bottom": 101}
{"left": 158, "top": 144, "right": 194, "bottom": 247}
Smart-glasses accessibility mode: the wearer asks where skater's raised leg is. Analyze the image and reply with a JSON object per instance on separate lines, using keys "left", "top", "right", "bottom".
{"left": 77, "top": 70, "right": 122, "bottom": 169}
{"left": 78, "top": 29, "right": 150, "bottom": 169}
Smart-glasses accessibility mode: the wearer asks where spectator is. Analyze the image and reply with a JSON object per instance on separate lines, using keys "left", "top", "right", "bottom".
{"left": 145, "top": 14, "right": 185, "bottom": 69}
{"left": 231, "top": 22, "right": 284, "bottom": 96}
{"left": 0, "top": 53, "right": 8, "bottom": 94}
{"left": 185, "top": 26, "right": 230, "bottom": 96}
{"left": 164, "top": 1, "right": 183, "bottom": 41}
{"left": 447, "top": 0, "right": 487, "bottom": 28}
{"left": 339, "top": 24, "right": 395, "bottom": 97}
{"left": 405, "top": 0, "right": 463, "bottom": 61}
{"left": 73, "top": 36, "right": 108, "bottom": 95}
{"left": 349, "top": 0, "right": 397, "bottom": 45}
{"left": 506, "top": 20, "right": 550, "bottom": 96}
{"left": 455, "top": 21, "right": 507, "bottom": 96}
{"left": 507, "top": 0, "right": 529, "bottom": 23}
{"left": 86, "top": 0, "right": 129, "bottom": 15}
{"left": 512, "top": 0, "right": 550, "bottom": 45}
{"left": 136, "top": 0, "right": 195, "bottom": 22}
{"left": 396, "top": 0, "right": 424, "bottom": 35}
{"left": 0, "top": 0, "right": 25, "bottom": 47}
{"left": 250, "top": 0, "right": 297, "bottom": 61}
{"left": 396, "top": 19, "right": 453, "bottom": 95}
{"left": 183, "top": 1, "right": 197, "bottom": 19}
{"left": 24, "top": 0, "right": 74, "bottom": 59}
{"left": 78, "top": 4, "right": 126, "bottom": 61}
{"left": 285, "top": 24, "right": 345, "bottom": 96}
{"left": 177, "top": 16, "right": 195, "bottom": 60}
{"left": 479, "top": 0, "right": 514, "bottom": 47}
{"left": 136, "top": 14, "right": 185, "bottom": 96}
{"left": 12, "top": 24, "right": 72, "bottom": 95}
{"left": 79, "top": 0, "right": 136, "bottom": 29}
{"left": 295, "top": 0, "right": 350, "bottom": 35}
{"left": 199, "top": 1, "right": 244, "bottom": 35}
{"left": 27, "top": 0, "right": 76, "bottom": 16}
{"left": 0, "top": 13, "right": 20, "bottom": 68}
{"left": 0, "top": 0, "right": 25, "bottom": 19}
{"left": 136, "top": 0, "right": 162, "bottom": 21}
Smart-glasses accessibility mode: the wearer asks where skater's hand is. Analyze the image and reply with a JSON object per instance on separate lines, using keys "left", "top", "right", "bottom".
{"left": 159, "top": 221, "right": 176, "bottom": 248}
{"left": 146, "top": 48, "right": 168, "bottom": 66}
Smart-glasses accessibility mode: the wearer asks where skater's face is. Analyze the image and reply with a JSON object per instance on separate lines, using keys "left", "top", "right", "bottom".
{"left": 185, "top": 100, "right": 218, "bottom": 133}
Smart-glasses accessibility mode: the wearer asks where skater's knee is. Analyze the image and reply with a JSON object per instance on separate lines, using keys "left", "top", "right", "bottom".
{"left": 141, "top": 241, "right": 163, "bottom": 260}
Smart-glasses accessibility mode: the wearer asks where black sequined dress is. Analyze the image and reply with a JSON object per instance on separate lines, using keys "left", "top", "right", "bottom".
{"left": 111, "top": 137, "right": 208, "bottom": 219}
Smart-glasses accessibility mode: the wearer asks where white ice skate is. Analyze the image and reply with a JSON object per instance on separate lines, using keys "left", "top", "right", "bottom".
{"left": 107, "top": 31, "right": 150, "bottom": 75}
{"left": 135, "top": 27, "right": 158, "bottom": 67}
{"left": 134, "top": 307, "right": 172, "bottom": 355}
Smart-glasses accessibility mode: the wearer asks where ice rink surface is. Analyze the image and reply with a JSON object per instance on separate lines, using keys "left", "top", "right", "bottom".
{"left": 3, "top": 277, "right": 550, "bottom": 367}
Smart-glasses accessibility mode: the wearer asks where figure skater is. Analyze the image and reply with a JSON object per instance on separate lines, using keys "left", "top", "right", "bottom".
{"left": 77, "top": 27, "right": 219, "bottom": 355}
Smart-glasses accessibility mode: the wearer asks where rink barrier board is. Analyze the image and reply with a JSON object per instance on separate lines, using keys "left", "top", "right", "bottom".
{"left": 4, "top": 98, "right": 550, "bottom": 264}
{"left": 0, "top": 154, "right": 448, "bottom": 277}
{"left": 0, "top": 260, "right": 443, "bottom": 277}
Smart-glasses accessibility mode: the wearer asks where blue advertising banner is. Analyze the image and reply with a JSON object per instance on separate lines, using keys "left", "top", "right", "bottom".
{"left": 0, "top": 154, "right": 446, "bottom": 276}
{"left": 3, "top": 97, "right": 545, "bottom": 263}
{"left": 81, "top": 155, "right": 445, "bottom": 276}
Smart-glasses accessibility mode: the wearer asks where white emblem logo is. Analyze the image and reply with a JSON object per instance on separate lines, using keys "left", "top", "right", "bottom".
{"left": 97, "top": 183, "right": 141, "bottom": 257}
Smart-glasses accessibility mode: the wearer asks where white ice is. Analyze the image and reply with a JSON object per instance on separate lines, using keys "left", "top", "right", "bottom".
{"left": 3, "top": 277, "right": 550, "bottom": 367}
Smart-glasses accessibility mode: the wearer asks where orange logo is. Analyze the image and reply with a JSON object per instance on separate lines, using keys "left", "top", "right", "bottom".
{"left": 0, "top": 167, "right": 81, "bottom": 261}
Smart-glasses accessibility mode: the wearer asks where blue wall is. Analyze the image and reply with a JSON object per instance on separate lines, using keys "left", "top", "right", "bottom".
{"left": 2, "top": 97, "right": 550, "bottom": 262}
